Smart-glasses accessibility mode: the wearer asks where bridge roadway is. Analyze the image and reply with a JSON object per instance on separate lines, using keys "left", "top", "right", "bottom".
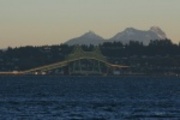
{"left": 0, "top": 57, "right": 129, "bottom": 75}
{"left": 0, "top": 71, "right": 23, "bottom": 75}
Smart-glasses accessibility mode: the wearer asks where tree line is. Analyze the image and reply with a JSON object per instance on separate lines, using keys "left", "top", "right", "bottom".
{"left": 0, "top": 39, "right": 180, "bottom": 73}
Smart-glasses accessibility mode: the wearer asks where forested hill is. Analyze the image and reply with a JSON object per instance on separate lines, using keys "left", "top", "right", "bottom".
{"left": 0, "top": 39, "right": 180, "bottom": 74}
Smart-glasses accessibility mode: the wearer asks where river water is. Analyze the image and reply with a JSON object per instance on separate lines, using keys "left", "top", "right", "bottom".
{"left": 0, "top": 76, "right": 179, "bottom": 120}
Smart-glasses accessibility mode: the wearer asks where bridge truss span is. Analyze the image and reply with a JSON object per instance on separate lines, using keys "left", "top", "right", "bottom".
{"left": 22, "top": 46, "right": 129, "bottom": 75}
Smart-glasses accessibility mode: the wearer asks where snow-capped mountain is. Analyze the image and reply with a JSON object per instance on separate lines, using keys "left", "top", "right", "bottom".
{"left": 65, "top": 31, "right": 104, "bottom": 46}
{"left": 109, "top": 26, "right": 167, "bottom": 45}
{"left": 64, "top": 26, "right": 167, "bottom": 46}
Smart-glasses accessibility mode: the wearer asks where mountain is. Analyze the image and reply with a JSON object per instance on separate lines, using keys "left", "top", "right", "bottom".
{"left": 65, "top": 31, "right": 105, "bottom": 46}
{"left": 109, "top": 26, "right": 167, "bottom": 45}
{"left": 64, "top": 26, "right": 167, "bottom": 46}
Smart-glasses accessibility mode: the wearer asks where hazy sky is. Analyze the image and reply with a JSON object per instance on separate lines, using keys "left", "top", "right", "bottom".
{"left": 0, "top": 0, "right": 180, "bottom": 48}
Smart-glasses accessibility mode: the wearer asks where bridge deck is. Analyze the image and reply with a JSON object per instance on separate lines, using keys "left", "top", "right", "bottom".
{"left": 22, "top": 57, "right": 129, "bottom": 74}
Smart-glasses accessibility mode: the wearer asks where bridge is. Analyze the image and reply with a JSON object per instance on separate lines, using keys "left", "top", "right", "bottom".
{"left": 22, "top": 46, "right": 129, "bottom": 75}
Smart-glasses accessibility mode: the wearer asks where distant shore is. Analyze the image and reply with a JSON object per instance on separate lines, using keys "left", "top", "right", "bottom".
{"left": 0, "top": 71, "right": 179, "bottom": 78}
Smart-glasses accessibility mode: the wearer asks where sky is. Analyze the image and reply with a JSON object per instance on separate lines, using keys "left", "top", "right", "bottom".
{"left": 0, "top": 0, "right": 180, "bottom": 48}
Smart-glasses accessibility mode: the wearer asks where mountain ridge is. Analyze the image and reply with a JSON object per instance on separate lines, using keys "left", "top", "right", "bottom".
{"left": 65, "top": 26, "right": 167, "bottom": 46}
{"left": 65, "top": 31, "right": 104, "bottom": 46}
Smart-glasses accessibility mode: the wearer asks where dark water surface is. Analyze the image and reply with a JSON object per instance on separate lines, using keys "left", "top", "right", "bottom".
{"left": 0, "top": 76, "right": 179, "bottom": 120}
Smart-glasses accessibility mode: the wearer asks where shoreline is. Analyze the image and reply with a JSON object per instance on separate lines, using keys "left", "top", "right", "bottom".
{"left": 0, "top": 72, "right": 179, "bottom": 78}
